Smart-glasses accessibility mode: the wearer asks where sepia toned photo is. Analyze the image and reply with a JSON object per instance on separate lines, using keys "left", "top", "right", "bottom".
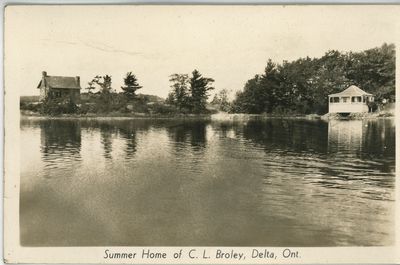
{"left": 4, "top": 4, "right": 399, "bottom": 264}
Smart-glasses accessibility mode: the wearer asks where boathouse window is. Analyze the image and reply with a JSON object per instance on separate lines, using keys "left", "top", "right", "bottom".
{"left": 342, "top": 97, "right": 350, "bottom": 103}
{"left": 352, "top": 96, "right": 362, "bottom": 103}
{"left": 330, "top": 97, "right": 339, "bottom": 103}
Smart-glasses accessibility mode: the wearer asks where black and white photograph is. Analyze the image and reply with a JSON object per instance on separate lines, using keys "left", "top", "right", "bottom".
{"left": 4, "top": 4, "right": 399, "bottom": 264}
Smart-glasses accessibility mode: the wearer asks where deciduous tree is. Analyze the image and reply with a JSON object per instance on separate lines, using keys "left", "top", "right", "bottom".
{"left": 168, "top": 74, "right": 190, "bottom": 110}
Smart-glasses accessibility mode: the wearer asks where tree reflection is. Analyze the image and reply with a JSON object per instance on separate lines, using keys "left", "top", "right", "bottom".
{"left": 118, "top": 124, "right": 138, "bottom": 160}
{"left": 211, "top": 122, "right": 234, "bottom": 139}
{"left": 362, "top": 119, "right": 395, "bottom": 158}
{"left": 166, "top": 121, "right": 208, "bottom": 151}
{"left": 189, "top": 122, "right": 207, "bottom": 150}
{"left": 240, "top": 119, "right": 328, "bottom": 154}
{"left": 99, "top": 123, "right": 114, "bottom": 160}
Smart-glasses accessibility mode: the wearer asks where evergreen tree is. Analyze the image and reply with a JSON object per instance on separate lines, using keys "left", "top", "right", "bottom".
{"left": 121, "top": 72, "right": 142, "bottom": 99}
{"left": 188, "top": 70, "right": 214, "bottom": 113}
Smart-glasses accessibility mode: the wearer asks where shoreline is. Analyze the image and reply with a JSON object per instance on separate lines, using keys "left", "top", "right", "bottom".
{"left": 20, "top": 112, "right": 213, "bottom": 121}
{"left": 20, "top": 111, "right": 394, "bottom": 121}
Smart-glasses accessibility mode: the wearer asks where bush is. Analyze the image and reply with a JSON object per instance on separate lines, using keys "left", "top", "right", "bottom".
{"left": 149, "top": 103, "right": 179, "bottom": 115}
{"left": 40, "top": 98, "right": 78, "bottom": 116}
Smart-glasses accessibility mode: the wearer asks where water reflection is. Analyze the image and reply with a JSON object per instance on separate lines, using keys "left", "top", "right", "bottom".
{"left": 40, "top": 120, "right": 81, "bottom": 172}
{"left": 40, "top": 120, "right": 81, "bottom": 156}
{"left": 328, "top": 120, "right": 364, "bottom": 155}
{"left": 20, "top": 118, "right": 395, "bottom": 246}
{"left": 326, "top": 119, "right": 395, "bottom": 192}
{"left": 165, "top": 121, "right": 209, "bottom": 174}
{"left": 90, "top": 120, "right": 153, "bottom": 161}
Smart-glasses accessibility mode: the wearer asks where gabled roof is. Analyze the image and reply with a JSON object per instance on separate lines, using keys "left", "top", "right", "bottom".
{"left": 37, "top": 76, "right": 81, "bottom": 90}
{"left": 329, "top": 85, "right": 372, "bottom": 97}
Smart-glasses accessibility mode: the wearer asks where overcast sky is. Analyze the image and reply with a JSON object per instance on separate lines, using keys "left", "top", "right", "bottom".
{"left": 5, "top": 5, "right": 398, "bottom": 98}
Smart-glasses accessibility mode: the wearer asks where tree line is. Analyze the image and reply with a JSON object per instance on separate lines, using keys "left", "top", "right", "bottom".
{"left": 231, "top": 43, "right": 395, "bottom": 114}
{"left": 85, "top": 72, "right": 142, "bottom": 98}
{"left": 37, "top": 69, "right": 216, "bottom": 115}
{"left": 32, "top": 43, "right": 394, "bottom": 116}
{"left": 83, "top": 70, "right": 216, "bottom": 114}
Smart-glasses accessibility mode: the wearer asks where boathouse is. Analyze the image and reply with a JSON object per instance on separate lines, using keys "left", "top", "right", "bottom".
{"left": 37, "top": 71, "right": 82, "bottom": 103}
{"left": 328, "top": 85, "right": 374, "bottom": 113}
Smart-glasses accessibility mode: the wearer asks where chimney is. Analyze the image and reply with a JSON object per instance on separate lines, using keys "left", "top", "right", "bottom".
{"left": 41, "top": 71, "right": 47, "bottom": 87}
{"left": 76, "top": 76, "right": 80, "bottom": 86}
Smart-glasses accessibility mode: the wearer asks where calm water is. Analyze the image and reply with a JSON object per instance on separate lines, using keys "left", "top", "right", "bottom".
{"left": 20, "top": 118, "right": 395, "bottom": 246}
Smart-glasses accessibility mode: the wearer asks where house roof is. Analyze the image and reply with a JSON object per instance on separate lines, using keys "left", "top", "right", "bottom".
{"left": 37, "top": 76, "right": 81, "bottom": 90}
{"left": 329, "top": 85, "right": 372, "bottom": 97}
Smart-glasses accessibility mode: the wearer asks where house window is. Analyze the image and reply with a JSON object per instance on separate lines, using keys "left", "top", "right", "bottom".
{"left": 50, "top": 91, "right": 61, "bottom": 98}
{"left": 342, "top": 97, "right": 350, "bottom": 103}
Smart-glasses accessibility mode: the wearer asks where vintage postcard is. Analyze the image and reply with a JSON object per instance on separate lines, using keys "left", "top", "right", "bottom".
{"left": 4, "top": 4, "right": 400, "bottom": 264}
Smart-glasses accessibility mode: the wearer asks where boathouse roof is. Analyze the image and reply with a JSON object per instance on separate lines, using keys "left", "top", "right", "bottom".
{"left": 329, "top": 85, "right": 372, "bottom": 97}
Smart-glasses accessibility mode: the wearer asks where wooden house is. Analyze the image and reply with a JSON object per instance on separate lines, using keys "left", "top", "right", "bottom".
{"left": 328, "top": 85, "right": 374, "bottom": 113}
{"left": 37, "top": 71, "right": 81, "bottom": 103}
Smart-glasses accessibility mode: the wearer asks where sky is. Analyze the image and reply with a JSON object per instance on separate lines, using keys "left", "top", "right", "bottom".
{"left": 5, "top": 5, "right": 399, "bottom": 98}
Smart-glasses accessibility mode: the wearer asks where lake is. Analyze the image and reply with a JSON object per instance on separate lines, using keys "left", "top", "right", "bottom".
{"left": 20, "top": 117, "right": 395, "bottom": 246}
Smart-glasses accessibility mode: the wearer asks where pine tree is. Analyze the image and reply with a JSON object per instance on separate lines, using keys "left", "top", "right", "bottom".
{"left": 121, "top": 72, "right": 142, "bottom": 99}
{"left": 189, "top": 70, "right": 214, "bottom": 113}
